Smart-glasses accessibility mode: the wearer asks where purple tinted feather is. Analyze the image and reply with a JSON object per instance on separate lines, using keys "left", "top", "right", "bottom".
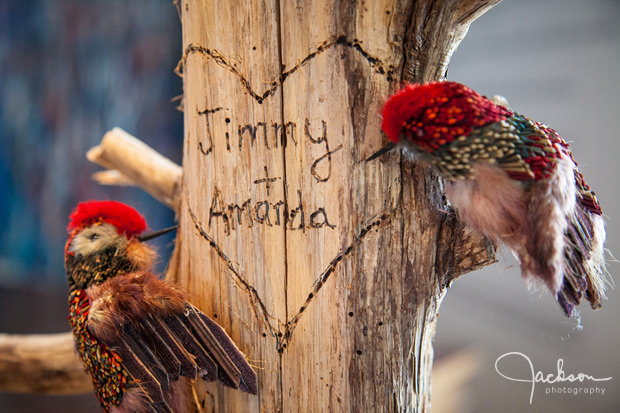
{"left": 557, "top": 292, "right": 575, "bottom": 318}
{"left": 198, "top": 311, "right": 258, "bottom": 394}
{"left": 146, "top": 317, "right": 198, "bottom": 379}
{"left": 164, "top": 314, "right": 219, "bottom": 382}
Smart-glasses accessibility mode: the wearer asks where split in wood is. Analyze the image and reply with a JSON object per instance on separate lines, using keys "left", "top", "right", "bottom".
{"left": 189, "top": 203, "right": 401, "bottom": 351}
{"left": 175, "top": 36, "right": 395, "bottom": 104}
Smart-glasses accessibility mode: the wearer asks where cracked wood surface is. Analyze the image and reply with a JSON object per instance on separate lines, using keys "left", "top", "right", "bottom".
{"left": 189, "top": 203, "right": 399, "bottom": 350}
{"left": 176, "top": 36, "right": 396, "bottom": 104}
{"left": 172, "top": 1, "right": 499, "bottom": 412}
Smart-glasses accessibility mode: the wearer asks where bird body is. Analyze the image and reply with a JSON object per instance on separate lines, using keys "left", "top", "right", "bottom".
{"left": 379, "top": 81, "right": 607, "bottom": 317}
{"left": 65, "top": 201, "right": 256, "bottom": 412}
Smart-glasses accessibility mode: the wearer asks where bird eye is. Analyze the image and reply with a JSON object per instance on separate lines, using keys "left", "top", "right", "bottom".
{"left": 89, "top": 233, "right": 100, "bottom": 241}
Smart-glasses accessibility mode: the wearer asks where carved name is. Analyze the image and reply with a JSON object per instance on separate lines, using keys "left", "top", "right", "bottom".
{"left": 198, "top": 109, "right": 342, "bottom": 235}
{"left": 209, "top": 186, "right": 336, "bottom": 235}
{"left": 198, "top": 110, "right": 343, "bottom": 182}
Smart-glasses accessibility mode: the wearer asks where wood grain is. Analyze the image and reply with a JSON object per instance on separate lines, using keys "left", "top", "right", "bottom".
{"left": 87, "top": 127, "right": 183, "bottom": 209}
{"left": 173, "top": 0, "right": 499, "bottom": 411}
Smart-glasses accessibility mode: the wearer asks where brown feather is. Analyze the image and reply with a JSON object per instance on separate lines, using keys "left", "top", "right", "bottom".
{"left": 137, "top": 272, "right": 187, "bottom": 316}
{"left": 125, "top": 239, "right": 157, "bottom": 270}
{"left": 87, "top": 272, "right": 187, "bottom": 343}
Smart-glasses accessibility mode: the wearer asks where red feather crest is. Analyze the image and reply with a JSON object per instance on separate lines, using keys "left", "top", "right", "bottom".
{"left": 68, "top": 200, "right": 147, "bottom": 237}
{"left": 381, "top": 81, "right": 512, "bottom": 152}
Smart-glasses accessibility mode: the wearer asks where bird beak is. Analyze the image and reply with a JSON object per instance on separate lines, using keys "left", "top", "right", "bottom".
{"left": 137, "top": 225, "right": 178, "bottom": 242}
{"left": 365, "top": 142, "right": 397, "bottom": 162}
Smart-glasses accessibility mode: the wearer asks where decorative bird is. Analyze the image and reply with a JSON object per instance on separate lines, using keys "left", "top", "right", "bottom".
{"left": 372, "top": 81, "right": 607, "bottom": 318}
{"left": 65, "top": 200, "right": 257, "bottom": 412}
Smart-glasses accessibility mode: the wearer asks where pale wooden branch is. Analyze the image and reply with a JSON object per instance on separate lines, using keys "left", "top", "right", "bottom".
{"left": 91, "top": 169, "right": 138, "bottom": 186}
{"left": 0, "top": 332, "right": 90, "bottom": 394}
{"left": 87, "top": 127, "right": 182, "bottom": 209}
{"left": 432, "top": 350, "right": 481, "bottom": 413}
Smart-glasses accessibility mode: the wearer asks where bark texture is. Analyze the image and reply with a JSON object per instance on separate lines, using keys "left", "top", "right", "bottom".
{"left": 171, "top": 0, "right": 499, "bottom": 411}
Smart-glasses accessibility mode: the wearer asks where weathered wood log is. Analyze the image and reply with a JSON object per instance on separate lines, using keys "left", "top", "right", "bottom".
{"left": 172, "top": 0, "right": 499, "bottom": 411}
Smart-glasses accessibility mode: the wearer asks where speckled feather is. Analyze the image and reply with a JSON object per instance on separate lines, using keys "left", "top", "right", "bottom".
{"left": 381, "top": 81, "right": 607, "bottom": 317}
{"left": 65, "top": 201, "right": 257, "bottom": 412}
{"left": 69, "top": 289, "right": 129, "bottom": 411}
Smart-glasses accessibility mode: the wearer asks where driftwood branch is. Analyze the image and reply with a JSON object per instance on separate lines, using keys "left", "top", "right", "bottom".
{"left": 432, "top": 350, "right": 481, "bottom": 413}
{"left": 87, "top": 127, "right": 182, "bottom": 209}
{"left": 0, "top": 332, "right": 90, "bottom": 394}
{"left": 91, "top": 169, "right": 139, "bottom": 187}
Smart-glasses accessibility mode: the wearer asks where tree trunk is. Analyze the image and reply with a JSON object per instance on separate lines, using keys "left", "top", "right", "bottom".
{"left": 171, "top": 0, "right": 499, "bottom": 411}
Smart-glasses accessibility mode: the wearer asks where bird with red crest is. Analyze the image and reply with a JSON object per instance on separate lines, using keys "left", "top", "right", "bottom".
{"left": 370, "top": 81, "right": 608, "bottom": 318}
{"left": 65, "top": 200, "right": 257, "bottom": 412}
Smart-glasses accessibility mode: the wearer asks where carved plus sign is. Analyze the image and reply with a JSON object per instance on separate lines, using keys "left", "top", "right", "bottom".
{"left": 253, "top": 166, "right": 281, "bottom": 196}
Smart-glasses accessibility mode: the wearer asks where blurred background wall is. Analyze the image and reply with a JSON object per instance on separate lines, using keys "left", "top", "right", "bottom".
{"left": 0, "top": 0, "right": 181, "bottom": 287}
{"left": 0, "top": 1, "right": 181, "bottom": 411}
{"left": 0, "top": 0, "right": 618, "bottom": 412}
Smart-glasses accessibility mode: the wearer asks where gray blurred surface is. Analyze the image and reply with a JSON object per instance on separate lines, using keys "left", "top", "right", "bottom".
{"left": 434, "top": 0, "right": 620, "bottom": 412}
